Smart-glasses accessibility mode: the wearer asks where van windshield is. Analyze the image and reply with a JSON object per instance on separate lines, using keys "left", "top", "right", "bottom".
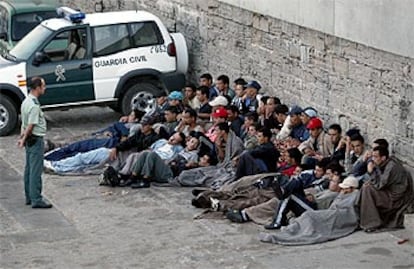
{"left": 11, "top": 11, "right": 56, "bottom": 41}
{"left": 10, "top": 25, "right": 52, "bottom": 60}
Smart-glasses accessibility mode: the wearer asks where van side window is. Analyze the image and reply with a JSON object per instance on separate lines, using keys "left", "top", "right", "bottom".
{"left": 43, "top": 28, "right": 87, "bottom": 62}
{"left": 93, "top": 24, "right": 131, "bottom": 57}
{"left": 11, "top": 11, "right": 56, "bottom": 42}
{"left": 130, "top": 22, "right": 163, "bottom": 47}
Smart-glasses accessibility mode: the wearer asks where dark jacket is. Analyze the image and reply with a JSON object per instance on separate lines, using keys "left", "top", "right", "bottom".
{"left": 241, "top": 97, "right": 258, "bottom": 114}
{"left": 291, "top": 124, "right": 309, "bottom": 142}
{"left": 230, "top": 116, "right": 244, "bottom": 137}
{"left": 263, "top": 117, "right": 280, "bottom": 131}
{"left": 282, "top": 170, "right": 325, "bottom": 198}
{"left": 115, "top": 129, "right": 160, "bottom": 152}
{"left": 250, "top": 141, "right": 280, "bottom": 172}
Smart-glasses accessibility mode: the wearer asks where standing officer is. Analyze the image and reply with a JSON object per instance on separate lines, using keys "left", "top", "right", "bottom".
{"left": 17, "top": 77, "right": 52, "bottom": 208}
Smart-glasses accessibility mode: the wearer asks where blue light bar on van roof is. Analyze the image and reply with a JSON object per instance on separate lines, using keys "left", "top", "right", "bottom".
{"left": 56, "top": 7, "right": 85, "bottom": 23}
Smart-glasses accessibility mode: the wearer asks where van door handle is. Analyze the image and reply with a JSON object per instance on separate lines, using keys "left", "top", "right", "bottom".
{"left": 79, "top": 63, "right": 91, "bottom": 69}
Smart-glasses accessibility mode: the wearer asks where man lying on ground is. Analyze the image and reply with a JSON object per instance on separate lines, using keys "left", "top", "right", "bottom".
{"left": 259, "top": 175, "right": 360, "bottom": 245}
{"left": 43, "top": 115, "right": 159, "bottom": 175}
{"left": 44, "top": 109, "right": 140, "bottom": 161}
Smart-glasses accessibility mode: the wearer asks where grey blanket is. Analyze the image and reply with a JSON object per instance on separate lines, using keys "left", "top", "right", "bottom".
{"left": 259, "top": 191, "right": 359, "bottom": 245}
{"left": 176, "top": 131, "right": 244, "bottom": 189}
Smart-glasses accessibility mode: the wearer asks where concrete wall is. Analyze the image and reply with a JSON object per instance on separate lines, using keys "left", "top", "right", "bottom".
{"left": 220, "top": 0, "right": 414, "bottom": 59}
{"left": 61, "top": 0, "right": 414, "bottom": 167}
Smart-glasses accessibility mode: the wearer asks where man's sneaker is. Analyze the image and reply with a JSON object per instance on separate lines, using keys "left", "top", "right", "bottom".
{"left": 43, "top": 160, "right": 55, "bottom": 173}
{"left": 131, "top": 179, "right": 150, "bottom": 188}
{"left": 210, "top": 197, "right": 220, "bottom": 211}
{"left": 264, "top": 221, "right": 282, "bottom": 230}
{"left": 119, "top": 178, "right": 135, "bottom": 187}
{"left": 103, "top": 166, "right": 120, "bottom": 187}
{"left": 226, "top": 209, "right": 247, "bottom": 223}
{"left": 98, "top": 173, "right": 110, "bottom": 186}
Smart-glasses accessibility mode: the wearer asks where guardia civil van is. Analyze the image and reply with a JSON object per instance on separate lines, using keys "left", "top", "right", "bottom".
{"left": 0, "top": 0, "right": 57, "bottom": 54}
{"left": 0, "top": 7, "right": 188, "bottom": 136}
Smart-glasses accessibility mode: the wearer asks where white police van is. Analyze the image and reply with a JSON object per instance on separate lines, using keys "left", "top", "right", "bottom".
{"left": 0, "top": 7, "right": 188, "bottom": 136}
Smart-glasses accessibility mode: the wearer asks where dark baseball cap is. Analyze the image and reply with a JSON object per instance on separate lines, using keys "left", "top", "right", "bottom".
{"left": 288, "top": 105, "right": 303, "bottom": 116}
{"left": 245, "top": 80, "right": 261, "bottom": 91}
{"left": 140, "top": 114, "right": 157, "bottom": 125}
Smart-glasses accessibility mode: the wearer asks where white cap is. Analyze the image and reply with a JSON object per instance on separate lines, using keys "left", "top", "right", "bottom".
{"left": 339, "top": 176, "right": 359, "bottom": 189}
{"left": 302, "top": 107, "right": 318, "bottom": 118}
{"left": 209, "top": 96, "right": 228, "bottom": 107}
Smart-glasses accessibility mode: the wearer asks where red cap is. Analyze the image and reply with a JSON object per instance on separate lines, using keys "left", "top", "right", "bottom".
{"left": 212, "top": 107, "right": 228, "bottom": 118}
{"left": 306, "top": 117, "right": 323, "bottom": 129}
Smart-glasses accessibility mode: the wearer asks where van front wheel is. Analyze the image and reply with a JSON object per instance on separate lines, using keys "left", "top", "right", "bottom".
{"left": 121, "top": 83, "right": 161, "bottom": 116}
{"left": 0, "top": 95, "right": 18, "bottom": 136}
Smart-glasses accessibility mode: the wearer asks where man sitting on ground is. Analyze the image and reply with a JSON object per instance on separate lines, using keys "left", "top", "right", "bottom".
{"left": 226, "top": 105, "right": 244, "bottom": 137}
{"left": 276, "top": 148, "right": 303, "bottom": 177}
{"left": 196, "top": 86, "right": 213, "bottom": 121}
{"left": 235, "top": 128, "right": 280, "bottom": 179}
{"left": 161, "top": 106, "right": 180, "bottom": 136}
{"left": 298, "top": 117, "right": 334, "bottom": 168}
{"left": 175, "top": 122, "right": 244, "bottom": 189}
{"left": 183, "top": 83, "right": 200, "bottom": 110}
{"left": 205, "top": 107, "right": 228, "bottom": 143}
{"left": 175, "top": 108, "right": 204, "bottom": 136}
{"left": 358, "top": 146, "right": 414, "bottom": 232}
{"left": 343, "top": 132, "right": 368, "bottom": 179}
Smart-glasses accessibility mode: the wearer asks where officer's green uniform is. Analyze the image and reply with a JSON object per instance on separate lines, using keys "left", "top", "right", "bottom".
{"left": 20, "top": 93, "right": 47, "bottom": 205}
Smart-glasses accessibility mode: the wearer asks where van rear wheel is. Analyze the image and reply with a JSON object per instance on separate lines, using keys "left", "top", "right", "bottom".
{"left": 121, "top": 83, "right": 161, "bottom": 116}
{"left": 0, "top": 95, "right": 18, "bottom": 136}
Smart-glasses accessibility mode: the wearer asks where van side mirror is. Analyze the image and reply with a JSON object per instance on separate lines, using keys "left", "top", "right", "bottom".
{"left": 32, "top": 51, "right": 47, "bottom": 66}
{"left": 0, "top": 32, "right": 7, "bottom": 41}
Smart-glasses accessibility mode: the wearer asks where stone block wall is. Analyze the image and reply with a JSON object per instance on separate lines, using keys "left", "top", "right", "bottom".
{"left": 60, "top": 0, "right": 414, "bottom": 167}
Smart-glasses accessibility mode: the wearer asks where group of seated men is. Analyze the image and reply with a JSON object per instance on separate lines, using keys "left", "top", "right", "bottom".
{"left": 43, "top": 72, "right": 414, "bottom": 239}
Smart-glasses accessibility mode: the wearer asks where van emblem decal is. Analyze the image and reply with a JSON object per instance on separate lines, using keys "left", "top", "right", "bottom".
{"left": 55, "top": 65, "right": 66, "bottom": 82}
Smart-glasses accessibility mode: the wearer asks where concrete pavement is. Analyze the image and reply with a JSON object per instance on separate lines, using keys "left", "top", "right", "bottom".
{"left": 0, "top": 107, "right": 413, "bottom": 269}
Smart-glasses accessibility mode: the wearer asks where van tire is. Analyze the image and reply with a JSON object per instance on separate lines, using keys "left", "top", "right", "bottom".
{"left": 121, "top": 82, "right": 161, "bottom": 115}
{"left": 0, "top": 94, "right": 18, "bottom": 136}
